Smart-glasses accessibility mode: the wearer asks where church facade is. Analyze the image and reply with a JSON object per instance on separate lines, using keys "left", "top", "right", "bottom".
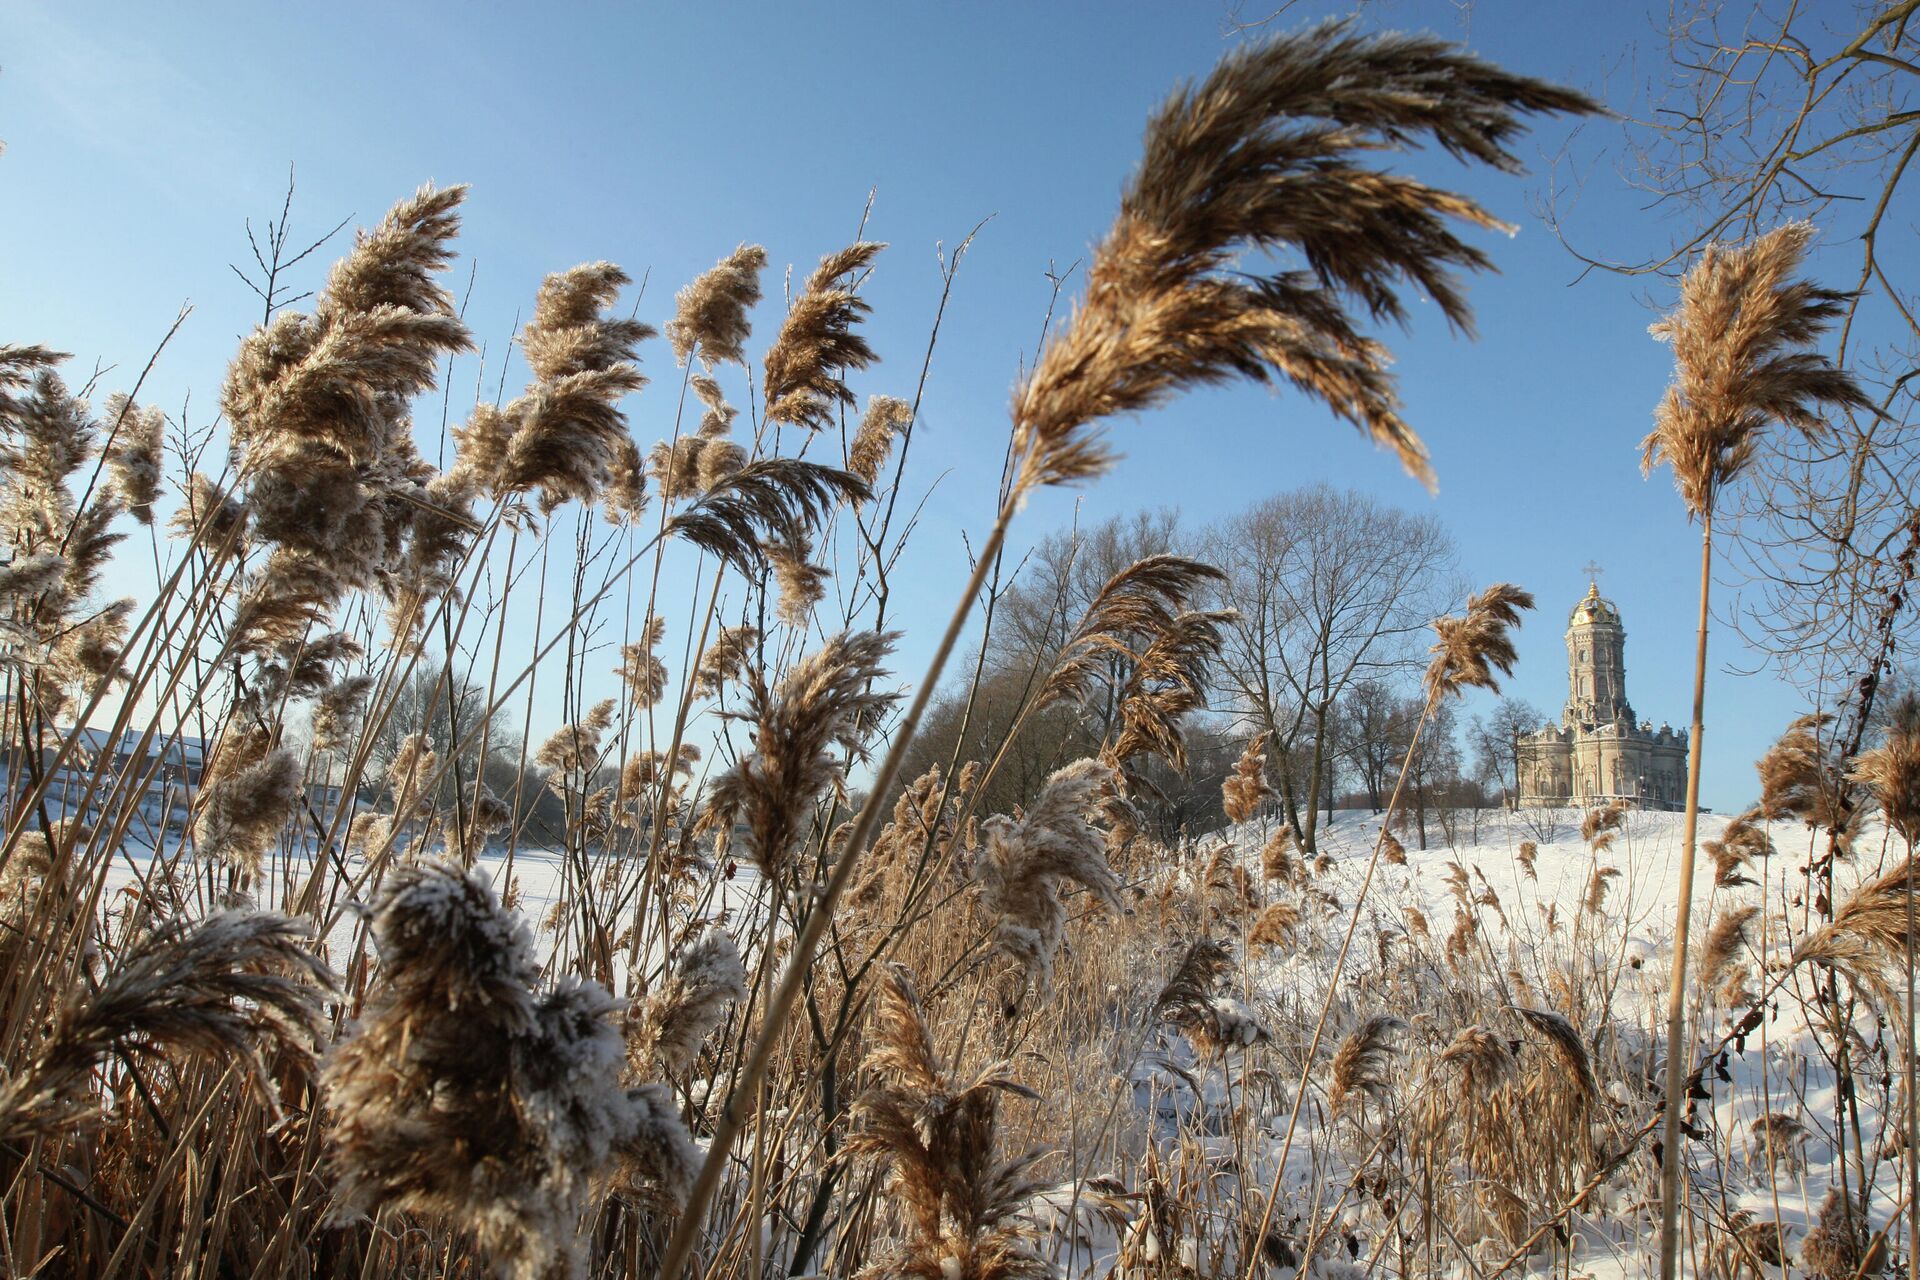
{"left": 1516, "top": 582, "right": 1688, "bottom": 810}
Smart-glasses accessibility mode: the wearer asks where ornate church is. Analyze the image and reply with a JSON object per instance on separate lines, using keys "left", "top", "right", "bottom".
{"left": 1516, "top": 579, "right": 1688, "bottom": 810}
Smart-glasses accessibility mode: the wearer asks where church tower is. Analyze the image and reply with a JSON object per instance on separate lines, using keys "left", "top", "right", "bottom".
{"left": 1564, "top": 580, "right": 1633, "bottom": 729}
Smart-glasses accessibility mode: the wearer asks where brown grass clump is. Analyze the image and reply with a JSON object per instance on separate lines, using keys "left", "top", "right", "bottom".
{"left": 1801, "top": 1186, "right": 1884, "bottom": 1280}
{"left": 0, "top": 910, "right": 331, "bottom": 1145}
{"left": 848, "top": 965, "right": 1049, "bottom": 1280}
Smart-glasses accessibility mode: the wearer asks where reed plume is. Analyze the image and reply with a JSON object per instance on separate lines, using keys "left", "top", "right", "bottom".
{"left": 1510, "top": 1005, "right": 1600, "bottom": 1108}
{"left": 1425, "top": 583, "right": 1534, "bottom": 700}
{"left": 193, "top": 747, "right": 301, "bottom": 875}
{"left": 1009, "top": 22, "right": 1599, "bottom": 497}
{"left": 663, "top": 457, "right": 868, "bottom": 577}
{"left": 972, "top": 758, "right": 1127, "bottom": 996}
{"left": 1792, "top": 855, "right": 1920, "bottom": 1008}
{"left": 1706, "top": 810, "right": 1773, "bottom": 888}
{"left": 764, "top": 242, "right": 884, "bottom": 434}
{"left": 699, "top": 630, "right": 897, "bottom": 881}
{"left": 667, "top": 244, "right": 767, "bottom": 368}
{"left": 1853, "top": 692, "right": 1920, "bottom": 844}
{"left": 694, "top": 624, "right": 758, "bottom": 696}
{"left": 617, "top": 614, "right": 669, "bottom": 710}
{"left": 323, "top": 863, "right": 696, "bottom": 1279}
{"left": 223, "top": 184, "right": 472, "bottom": 600}
{"left": 1438, "top": 1024, "right": 1518, "bottom": 1097}
{"left": 628, "top": 929, "right": 747, "bottom": 1077}
{"left": 1646, "top": 223, "right": 1873, "bottom": 1279}
{"left": 1328, "top": 1014, "right": 1404, "bottom": 1118}
{"left": 1701, "top": 905, "right": 1759, "bottom": 997}
{"left": 1222, "top": 734, "right": 1271, "bottom": 825}
{"left": 849, "top": 393, "right": 914, "bottom": 488}
{"left": 1757, "top": 712, "right": 1853, "bottom": 834}
{"left": 1801, "top": 1186, "right": 1882, "bottom": 1280}
{"left": 1248, "top": 901, "right": 1300, "bottom": 948}
{"left": 1260, "top": 825, "right": 1298, "bottom": 884}
{"left": 848, "top": 965, "right": 1049, "bottom": 1280}
{"left": 1517, "top": 839, "right": 1539, "bottom": 879}
{"left": 0, "top": 911, "right": 332, "bottom": 1144}
{"left": 101, "top": 392, "right": 165, "bottom": 523}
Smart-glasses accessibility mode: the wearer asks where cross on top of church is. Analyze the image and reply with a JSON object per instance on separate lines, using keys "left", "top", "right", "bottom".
{"left": 1582, "top": 560, "right": 1604, "bottom": 588}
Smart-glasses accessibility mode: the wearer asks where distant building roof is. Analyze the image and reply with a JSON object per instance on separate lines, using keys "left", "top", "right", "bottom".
{"left": 1569, "top": 580, "right": 1620, "bottom": 627}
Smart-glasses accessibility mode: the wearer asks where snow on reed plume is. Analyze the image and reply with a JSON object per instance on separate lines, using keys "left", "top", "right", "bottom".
{"left": 324, "top": 863, "right": 697, "bottom": 1280}
{"left": 0, "top": 911, "right": 332, "bottom": 1144}
{"left": 848, "top": 965, "right": 1050, "bottom": 1280}
{"left": 193, "top": 747, "right": 302, "bottom": 874}
{"left": 627, "top": 928, "right": 747, "bottom": 1076}
{"left": 971, "top": 758, "right": 1128, "bottom": 996}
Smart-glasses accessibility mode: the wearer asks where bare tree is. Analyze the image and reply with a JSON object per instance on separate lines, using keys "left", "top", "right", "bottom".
{"left": 1337, "top": 678, "right": 1422, "bottom": 813}
{"left": 1551, "top": 0, "right": 1920, "bottom": 720}
{"left": 1467, "top": 695, "right": 1546, "bottom": 808}
{"left": 1207, "top": 484, "right": 1455, "bottom": 850}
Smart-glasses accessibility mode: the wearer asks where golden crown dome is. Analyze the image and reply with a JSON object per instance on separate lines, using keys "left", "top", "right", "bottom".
{"left": 1569, "top": 580, "right": 1620, "bottom": 626}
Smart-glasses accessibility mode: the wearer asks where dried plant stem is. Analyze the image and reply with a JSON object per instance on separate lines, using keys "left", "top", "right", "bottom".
{"left": 1244, "top": 690, "right": 1436, "bottom": 1280}
{"left": 656, "top": 500, "right": 1014, "bottom": 1280}
{"left": 1659, "top": 511, "right": 1712, "bottom": 1280}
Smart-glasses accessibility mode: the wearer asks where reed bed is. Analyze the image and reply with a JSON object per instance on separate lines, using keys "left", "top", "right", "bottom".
{"left": 3, "top": 18, "right": 1912, "bottom": 1280}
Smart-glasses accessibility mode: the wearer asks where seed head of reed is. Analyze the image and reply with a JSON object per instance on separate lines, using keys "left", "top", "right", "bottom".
{"left": 1222, "top": 732, "right": 1271, "bottom": 825}
{"left": 849, "top": 393, "right": 914, "bottom": 490}
{"left": 1426, "top": 583, "right": 1535, "bottom": 701}
{"left": 972, "top": 758, "right": 1129, "bottom": 997}
{"left": 667, "top": 243, "right": 768, "bottom": 368}
{"left": 1517, "top": 839, "right": 1538, "bottom": 880}
{"left": 603, "top": 434, "right": 649, "bottom": 525}
{"left": 1438, "top": 1024, "right": 1519, "bottom": 1097}
{"left": 1793, "top": 855, "right": 1920, "bottom": 1010}
{"left": 699, "top": 629, "right": 897, "bottom": 881}
{"left": 1705, "top": 809, "right": 1773, "bottom": 888}
{"left": 1644, "top": 222, "right": 1873, "bottom": 519}
{"left": 488, "top": 262, "right": 652, "bottom": 511}
{"left": 1248, "top": 901, "right": 1300, "bottom": 949}
{"left": 223, "top": 186, "right": 472, "bottom": 596}
{"left": 193, "top": 748, "right": 301, "bottom": 876}
{"left": 171, "top": 471, "right": 248, "bottom": 550}
{"left": 1758, "top": 712, "right": 1855, "bottom": 838}
{"left": 617, "top": 615, "right": 669, "bottom": 710}
{"left": 627, "top": 928, "right": 746, "bottom": 1077}
{"left": 1802, "top": 1186, "right": 1881, "bottom": 1280}
{"left": 535, "top": 697, "right": 616, "bottom": 779}
{"left": 1009, "top": 23, "right": 1598, "bottom": 498}
{"left": 1701, "top": 904, "right": 1759, "bottom": 998}
{"left": 323, "top": 863, "right": 697, "bottom": 1278}
{"left": 763, "top": 242, "right": 884, "bottom": 435}
{"left": 0, "top": 910, "right": 332, "bottom": 1145}
{"left": 101, "top": 393, "right": 165, "bottom": 524}
{"left": 1509, "top": 1005, "right": 1601, "bottom": 1109}
{"left": 694, "top": 624, "right": 759, "bottom": 697}
{"left": 767, "top": 526, "right": 830, "bottom": 628}
{"left": 386, "top": 731, "right": 439, "bottom": 799}
{"left": 1329, "top": 1014, "right": 1405, "bottom": 1118}
{"left": 1381, "top": 828, "right": 1407, "bottom": 866}
{"left": 311, "top": 673, "right": 375, "bottom": 753}
{"left": 848, "top": 965, "right": 1049, "bottom": 1280}
{"left": 1260, "top": 825, "right": 1299, "bottom": 885}
{"left": 662, "top": 457, "right": 870, "bottom": 579}
{"left": 1852, "top": 692, "right": 1920, "bottom": 846}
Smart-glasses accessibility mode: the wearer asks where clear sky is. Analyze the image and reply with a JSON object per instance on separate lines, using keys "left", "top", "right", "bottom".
{"left": 0, "top": 0, "right": 1889, "bottom": 811}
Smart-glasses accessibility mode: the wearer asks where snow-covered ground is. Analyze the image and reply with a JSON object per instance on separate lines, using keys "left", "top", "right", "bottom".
{"left": 1123, "top": 805, "right": 1911, "bottom": 1279}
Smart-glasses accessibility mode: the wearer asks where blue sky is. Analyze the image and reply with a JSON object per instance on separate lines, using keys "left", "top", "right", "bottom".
{"left": 0, "top": 0, "right": 1885, "bottom": 810}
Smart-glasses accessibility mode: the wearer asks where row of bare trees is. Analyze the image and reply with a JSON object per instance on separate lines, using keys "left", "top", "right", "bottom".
{"left": 905, "top": 487, "right": 1546, "bottom": 847}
